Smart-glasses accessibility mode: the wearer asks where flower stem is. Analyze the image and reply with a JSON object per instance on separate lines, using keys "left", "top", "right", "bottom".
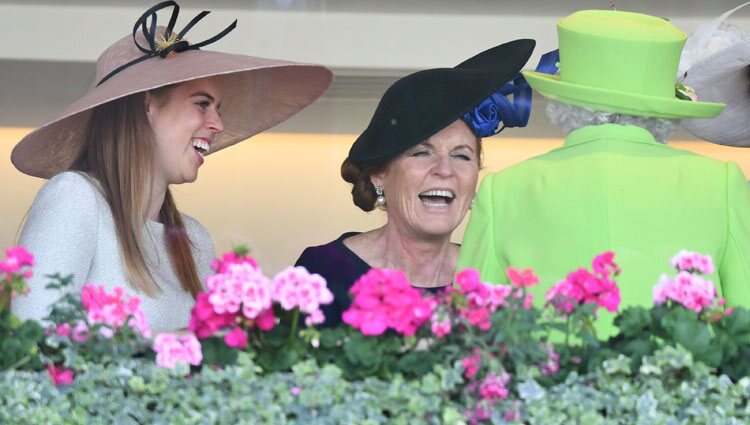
{"left": 287, "top": 308, "right": 300, "bottom": 347}
{"left": 8, "top": 355, "right": 30, "bottom": 370}
{"left": 0, "top": 288, "right": 10, "bottom": 313}
{"left": 583, "top": 316, "right": 598, "bottom": 343}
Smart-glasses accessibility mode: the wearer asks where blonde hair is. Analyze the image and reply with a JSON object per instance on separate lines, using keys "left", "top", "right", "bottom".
{"left": 70, "top": 88, "right": 202, "bottom": 298}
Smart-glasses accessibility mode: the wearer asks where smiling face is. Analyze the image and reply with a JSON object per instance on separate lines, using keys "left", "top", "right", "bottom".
{"left": 146, "top": 77, "right": 224, "bottom": 186}
{"left": 372, "top": 119, "right": 480, "bottom": 241}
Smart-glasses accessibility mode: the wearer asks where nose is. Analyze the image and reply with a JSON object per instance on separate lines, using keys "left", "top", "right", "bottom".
{"left": 206, "top": 110, "right": 224, "bottom": 133}
{"left": 432, "top": 153, "right": 454, "bottom": 177}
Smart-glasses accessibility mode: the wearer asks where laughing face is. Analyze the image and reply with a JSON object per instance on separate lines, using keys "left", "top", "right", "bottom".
{"left": 372, "top": 119, "right": 480, "bottom": 240}
{"left": 147, "top": 77, "right": 224, "bottom": 186}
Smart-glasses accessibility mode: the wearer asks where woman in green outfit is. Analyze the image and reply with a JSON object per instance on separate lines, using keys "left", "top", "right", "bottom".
{"left": 458, "top": 10, "right": 750, "bottom": 337}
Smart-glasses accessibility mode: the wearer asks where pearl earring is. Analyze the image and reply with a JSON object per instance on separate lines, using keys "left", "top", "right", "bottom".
{"left": 375, "top": 186, "right": 386, "bottom": 207}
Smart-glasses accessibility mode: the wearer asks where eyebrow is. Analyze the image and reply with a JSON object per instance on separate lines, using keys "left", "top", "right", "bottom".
{"left": 420, "top": 141, "right": 476, "bottom": 153}
{"left": 190, "top": 91, "right": 214, "bottom": 101}
{"left": 453, "top": 144, "right": 476, "bottom": 153}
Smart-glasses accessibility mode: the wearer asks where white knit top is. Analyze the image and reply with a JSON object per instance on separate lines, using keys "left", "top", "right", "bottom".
{"left": 11, "top": 172, "right": 215, "bottom": 332}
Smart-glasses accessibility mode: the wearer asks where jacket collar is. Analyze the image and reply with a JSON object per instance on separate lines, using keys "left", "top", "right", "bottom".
{"left": 562, "top": 124, "right": 663, "bottom": 149}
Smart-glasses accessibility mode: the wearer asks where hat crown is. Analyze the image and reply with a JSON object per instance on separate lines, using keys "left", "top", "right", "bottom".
{"left": 95, "top": 26, "right": 183, "bottom": 86}
{"left": 349, "top": 39, "right": 536, "bottom": 166}
{"left": 558, "top": 10, "right": 686, "bottom": 99}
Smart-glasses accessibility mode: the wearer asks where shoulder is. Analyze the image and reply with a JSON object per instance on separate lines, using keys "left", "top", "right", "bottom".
{"left": 296, "top": 232, "right": 364, "bottom": 269}
{"left": 38, "top": 171, "right": 101, "bottom": 202}
{"left": 296, "top": 235, "right": 345, "bottom": 265}
{"left": 26, "top": 172, "right": 102, "bottom": 223}
{"left": 179, "top": 212, "right": 213, "bottom": 248}
{"left": 660, "top": 149, "right": 740, "bottom": 182}
{"left": 296, "top": 233, "right": 370, "bottom": 298}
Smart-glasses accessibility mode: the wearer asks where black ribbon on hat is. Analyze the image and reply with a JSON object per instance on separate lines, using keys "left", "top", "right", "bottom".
{"left": 97, "top": 1, "right": 237, "bottom": 86}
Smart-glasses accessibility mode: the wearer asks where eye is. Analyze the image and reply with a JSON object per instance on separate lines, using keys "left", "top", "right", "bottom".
{"left": 452, "top": 152, "right": 472, "bottom": 161}
{"left": 196, "top": 100, "right": 211, "bottom": 111}
{"left": 410, "top": 150, "right": 429, "bottom": 157}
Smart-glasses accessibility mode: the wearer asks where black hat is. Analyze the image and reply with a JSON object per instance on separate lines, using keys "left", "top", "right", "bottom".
{"left": 348, "top": 39, "right": 536, "bottom": 167}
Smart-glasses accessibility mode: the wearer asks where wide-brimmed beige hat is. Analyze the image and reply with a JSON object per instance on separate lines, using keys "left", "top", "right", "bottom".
{"left": 678, "top": 2, "right": 750, "bottom": 147}
{"left": 12, "top": 1, "right": 333, "bottom": 178}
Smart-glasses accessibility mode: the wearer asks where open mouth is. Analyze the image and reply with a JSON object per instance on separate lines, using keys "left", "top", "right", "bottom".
{"left": 418, "top": 189, "right": 455, "bottom": 207}
{"left": 192, "top": 139, "right": 210, "bottom": 156}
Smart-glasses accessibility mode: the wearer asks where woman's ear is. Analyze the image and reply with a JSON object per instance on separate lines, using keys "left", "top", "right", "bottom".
{"left": 144, "top": 91, "right": 153, "bottom": 114}
{"left": 370, "top": 171, "right": 385, "bottom": 189}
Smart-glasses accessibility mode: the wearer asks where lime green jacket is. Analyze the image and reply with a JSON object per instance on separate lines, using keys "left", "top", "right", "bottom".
{"left": 458, "top": 124, "right": 750, "bottom": 335}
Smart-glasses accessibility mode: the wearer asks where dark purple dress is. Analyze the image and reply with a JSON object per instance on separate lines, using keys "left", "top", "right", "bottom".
{"left": 295, "top": 232, "right": 448, "bottom": 327}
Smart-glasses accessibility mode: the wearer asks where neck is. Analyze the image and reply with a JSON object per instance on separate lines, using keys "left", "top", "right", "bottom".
{"left": 146, "top": 177, "right": 167, "bottom": 222}
{"left": 371, "top": 224, "right": 456, "bottom": 288}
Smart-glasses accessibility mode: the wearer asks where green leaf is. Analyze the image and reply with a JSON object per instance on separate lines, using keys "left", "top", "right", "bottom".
{"left": 719, "top": 307, "right": 750, "bottom": 344}
{"left": 615, "top": 307, "right": 652, "bottom": 337}
{"left": 319, "top": 327, "right": 345, "bottom": 349}
{"left": 343, "top": 332, "right": 382, "bottom": 368}
{"left": 255, "top": 348, "right": 298, "bottom": 372}
{"left": 661, "top": 308, "right": 721, "bottom": 367}
{"left": 397, "top": 351, "right": 438, "bottom": 377}
{"left": 200, "top": 337, "right": 239, "bottom": 367}
{"left": 258, "top": 323, "right": 291, "bottom": 348}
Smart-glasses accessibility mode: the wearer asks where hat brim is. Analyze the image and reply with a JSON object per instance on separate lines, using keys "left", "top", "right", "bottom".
{"left": 681, "top": 39, "right": 750, "bottom": 146}
{"left": 523, "top": 70, "right": 725, "bottom": 119}
{"left": 12, "top": 50, "right": 333, "bottom": 179}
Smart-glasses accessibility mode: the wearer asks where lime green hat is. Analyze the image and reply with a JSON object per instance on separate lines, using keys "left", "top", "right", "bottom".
{"left": 523, "top": 10, "right": 725, "bottom": 119}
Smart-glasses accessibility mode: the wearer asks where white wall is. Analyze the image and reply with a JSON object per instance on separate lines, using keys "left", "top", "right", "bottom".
{"left": 2, "top": 1, "right": 749, "bottom": 70}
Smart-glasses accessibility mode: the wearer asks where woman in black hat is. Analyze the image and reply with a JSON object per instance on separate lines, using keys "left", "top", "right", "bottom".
{"left": 295, "top": 39, "right": 539, "bottom": 326}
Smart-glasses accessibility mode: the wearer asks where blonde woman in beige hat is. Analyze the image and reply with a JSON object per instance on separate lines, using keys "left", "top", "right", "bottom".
{"left": 10, "top": 1, "right": 332, "bottom": 331}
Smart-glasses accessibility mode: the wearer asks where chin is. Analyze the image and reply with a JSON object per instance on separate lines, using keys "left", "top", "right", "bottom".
{"left": 174, "top": 173, "right": 198, "bottom": 185}
{"left": 417, "top": 224, "right": 459, "bottom": 240}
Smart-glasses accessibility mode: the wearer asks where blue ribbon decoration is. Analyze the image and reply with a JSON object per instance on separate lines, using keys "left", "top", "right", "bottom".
{"left": 463, "top": 49, "right": 560, "bottom": 137}
{"left": 96, "top": 1, "right": 237, "bottom": 86}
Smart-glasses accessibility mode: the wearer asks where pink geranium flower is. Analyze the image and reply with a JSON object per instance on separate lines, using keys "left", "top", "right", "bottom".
{"left": 304, "top": 309, "right": 325, "bottom": 327}
{"left": 545, "top": 252, "right": 621, "bottom": 316}
{"left": 670, "top": 250, "right": 714, "bottom": 275}
{"left": 540, "top": 343, "right": 560, "bottom": 376}
{"left": 342, "top": 269, "right": 435, "bottom": 337}
{"left": 54, "top": 323, "right": 71, "bottom": 337}
{"left": 592, "top": 251, "right": 620, "bottom": 277}
{"left": 450, "top": 269, "right": 520, "bottom": 330}
{"left": 153, "top": 333, "right": 203, "bottom": 369}
{"left": 430, "top": 311, "right": 452, "bottom": 338}
{"left": 254, "top": 308, "right": 277, "bottom": 331}
{"left": 80, "top": 284, "right": 151, "bottom": 338}
{"left": 653, "top": 271, "right": 717, "bottom": 313}
{"left": 211, "top": 251, "right": 258, "bottom": 274}
{"left": 190, "top": 255, "right": 281, "bottom": 339}
{"left": 466, "top": 403, "right": 491, "bottom": 425}
{"left": 188, "top": 292, "right": 236, "bottom": 339}
{"left": 506, "top": 267, "right": 539, "bottom": 288}
{"left": 478, "top": 372, "right": 511, "bottom": 401}
{"left": 224, "top": 327, "right": 248, "bottom": 349}
{"left": 460, "top": 350, "right": 482, "bottom": 379}
{"left": 273, "top": 266, "right": 334, "bottom": 324}
{"left": 0, "top": 246, "right": 34, "bottom": 299}
{"left": 0, "top": 246, "right": 34, "bottom": 276}
{"left": 46, "top": 364, "right": 74, "bottom": 386}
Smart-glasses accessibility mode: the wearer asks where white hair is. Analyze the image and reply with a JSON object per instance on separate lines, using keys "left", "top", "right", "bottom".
{"left": 545, "top": 100, "right": 680, "bottom": 143}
